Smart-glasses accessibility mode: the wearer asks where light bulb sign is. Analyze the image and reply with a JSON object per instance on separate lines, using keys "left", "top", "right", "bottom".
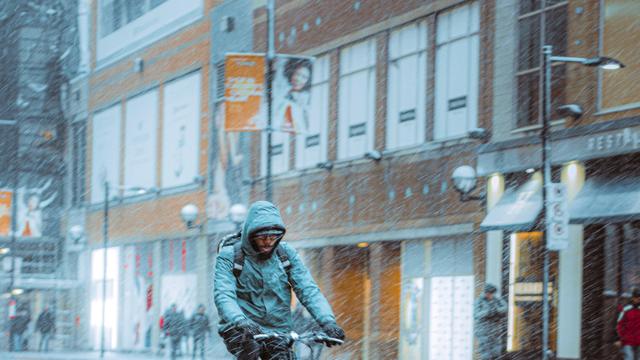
{"left": 546, "top": 183, "right": 569, "bottom": 250}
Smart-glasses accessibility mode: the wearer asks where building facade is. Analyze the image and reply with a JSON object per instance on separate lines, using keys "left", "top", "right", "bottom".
{"left": 74, "top": 0, "right": 249, "bottom": 353}
{"left": 478, "top": 1, "right": 640, "bottom": 359}
{"left": 249, "top": 1, "right": 494, "bottom": 359}
{"left": 0, "top": 0, "right": 80, "bottom": 351}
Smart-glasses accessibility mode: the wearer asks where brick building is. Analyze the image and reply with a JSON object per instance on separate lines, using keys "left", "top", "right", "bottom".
{"left": 73, "top": 0, "right": 246, "bottom": 352}
{"left": 250, "top": 1, "right": 494, "bottom": 358}
{"left": 477, "top": 1, "right": 640, "bottom": 359}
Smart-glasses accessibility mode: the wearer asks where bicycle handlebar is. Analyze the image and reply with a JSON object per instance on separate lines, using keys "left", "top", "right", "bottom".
{"left": 253, "top": 331, "right": 344, "bottom": 346}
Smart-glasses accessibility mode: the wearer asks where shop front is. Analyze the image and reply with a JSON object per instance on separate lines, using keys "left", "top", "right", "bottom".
{"left": 478, "top": 117, "right": 640, "bottom": 360}
{"left": 294, "top": 222, "right": 476, "bottom": 360}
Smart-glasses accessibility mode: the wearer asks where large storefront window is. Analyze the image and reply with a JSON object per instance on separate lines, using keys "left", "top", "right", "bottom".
{"left": 582, "top": 222, "right": 640, "bottom": 359}
{"left": 160, "top": 239, "right": 197, "bottom": 318}
{"left": 90, "top": 247, "right": 120, "bottom": 350}
{"left": 505, "top": 232, "right": 558, "bottom": 356}
{"left": 301, "top": 242, "right": 401, "bottom": 359}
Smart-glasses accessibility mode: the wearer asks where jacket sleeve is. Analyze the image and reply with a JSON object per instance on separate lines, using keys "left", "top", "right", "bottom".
{"left": 474, "top": 298, "right": 489, "bottom": 322}
{"left": 495, "top": 297, "right": 508, "bottom": 315}
{"left": 283, "top": 244, "right": 336, "bottom": 325}
{"left": 214, "top": 248, "right": 247, "bottom": 325}
{"left": 617, "top": 305, "right": 629, "bottom": 341}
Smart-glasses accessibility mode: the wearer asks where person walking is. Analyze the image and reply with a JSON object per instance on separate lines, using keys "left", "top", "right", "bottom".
{"left": 36, "top": 306, "right": 55, "bottom": 352}
{"left": 163, "top": 304, "right": 187, "bottom": 360}
{"left": 10, "top": 308, "right": 31, "bottom": 352}
{"left": 474, "top": 283, "right": 508, "bottom": 360}
{"left": 617, "top": 287, "right": 640, "bottom": 360}
{"left": 190, "top": 304, "right": 210, "bottom": 360}
{"left": 214, "top": 201, "right": 344, "bottom": 359}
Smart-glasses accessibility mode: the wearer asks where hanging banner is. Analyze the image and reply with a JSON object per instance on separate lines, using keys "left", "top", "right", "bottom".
{"left": 546, "top": 183, "right": 569, "bottom": 251}
{"left": 224, "top": 54, "right": 266, "bottom": 132}
{"left": 272, "top": 55, "right": 314, "bottom": 134}
{"left": 0, "top": 190, "right": 11, "bottom": 236}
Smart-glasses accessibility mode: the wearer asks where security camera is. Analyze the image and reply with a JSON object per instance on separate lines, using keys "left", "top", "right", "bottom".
{"left": 557, "top": 104, "right": 583, "bottom": 119}
{"left": 468, "top": 128, "right": 490, "bottom": 140}
{"left": 364, "top": 150, "right": 382, "bottom": 161}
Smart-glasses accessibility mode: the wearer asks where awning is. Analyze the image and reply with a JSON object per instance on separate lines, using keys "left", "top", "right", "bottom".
{"left": 480, "top": 176, "right": 542, "bottom": 231}
{"left": 570, "top": 173, "right": 640, "bottom": 224}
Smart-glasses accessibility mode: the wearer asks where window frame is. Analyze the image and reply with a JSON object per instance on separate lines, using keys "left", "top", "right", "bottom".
{"left": 386, "top": 21, "right": 428, "bottom": 151}
{"left": 337, "top": 38, "right": 377, "bottom": 161}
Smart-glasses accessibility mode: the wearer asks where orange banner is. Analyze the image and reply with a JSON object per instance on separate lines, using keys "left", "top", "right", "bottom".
{"left": 224, "top": 54, "right": 265, "bottom": 132}
{"left": 0, "top": 190, "right": 12, "bottom": 236}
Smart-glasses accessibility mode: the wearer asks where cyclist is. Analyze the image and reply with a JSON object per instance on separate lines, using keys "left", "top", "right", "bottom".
{"left": 214, "top": 201, "right": 345, "bottom": 359}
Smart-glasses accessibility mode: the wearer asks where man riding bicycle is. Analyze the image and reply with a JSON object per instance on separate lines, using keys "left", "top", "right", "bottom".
{"left": 214, "top": 201, "right": 345, "bottom": 359}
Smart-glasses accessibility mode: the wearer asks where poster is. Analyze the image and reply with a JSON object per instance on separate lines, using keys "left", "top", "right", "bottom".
{"left": 0, "top": 190, "right": 11, "bottom": 236}
{"left": 125, "top": 90, "right": 158, "bottom": 193}
{"left": 16, "top": 181, "right": 57, "bottom": 238}
{"left": 91, "top": 105, "right": 121, "bottom": 203}
{"left": 121, "top": 244, "right": 154, "bottom": 350}
{"left": 209, "top": 103, "right": 245, "bottom": 220}
{"left": 162, "top": 72, "right": 201, "bottom": 188}
{"left": 224, "top": 54, "right": 265, "bottom": 132}
{"left": 272, "top": 55, "right": 314, "bottom": 134}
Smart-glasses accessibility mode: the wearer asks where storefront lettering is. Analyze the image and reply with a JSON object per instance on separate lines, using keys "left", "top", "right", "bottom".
{"left": 586, "top": 128, "right": 640, "bottom": 153}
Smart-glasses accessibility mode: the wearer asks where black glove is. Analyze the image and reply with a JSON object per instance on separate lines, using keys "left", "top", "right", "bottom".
{"left": 321, "top": 322, "right": 345, "bottom": 347}
{"left": 235, "top": 319, "right": 263, "bottom": 337}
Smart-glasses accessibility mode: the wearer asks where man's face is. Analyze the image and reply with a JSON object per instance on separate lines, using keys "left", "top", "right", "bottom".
{"left": 485, "top": 292, "right": 494, "bottom": 300}
{"left": 632, "top": 296, "right": 640, "bottom": 305}
{"left": 253, "top": 233, "right": 280, "bottom": 254}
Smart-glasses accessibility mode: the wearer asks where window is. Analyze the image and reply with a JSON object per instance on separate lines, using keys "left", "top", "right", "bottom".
{"left": 296, "top": 55, "right": 330, "bottom": 168}
{"left": 71, "top": 121, "right": 86, "bottom": 207}
{"left": 338, "top": 39, "right": 376, "bottom": 159}
{"left": 261, "top": 131, "right": 290, "bottom": 176}
{"left": 516, "top": 1, "right": 567, "bottom": 128}
{"left": 434, "top": 2, "right": 480, "bottom": 140}
{"left": 387, "top": 21, "right": 427, "bottom": 150}
{"left": 100, "top": 0, "right": 169, "bottom": 38}
{"left": 600, "top": 0, "right": 640, "bottom": 111}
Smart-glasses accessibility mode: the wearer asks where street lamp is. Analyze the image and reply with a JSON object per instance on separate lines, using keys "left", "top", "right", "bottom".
{"left": 180, "top": 204, "right": 200, "bottom": 229}
{"left": 539, "top": 46, "right": 624, "bottom": 360}
{"left": 229, "top": 203, "right": 248, "bottom": 232}
{"left": 451, "top": 165, "right": 485, "bottom": 202}
{"left": 99, "top": 182, "right": 155, "bottom": 358}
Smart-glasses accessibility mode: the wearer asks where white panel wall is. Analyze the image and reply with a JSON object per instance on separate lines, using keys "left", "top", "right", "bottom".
{"left": 162, "top": 72, "right": 201, "bottom": 188}
{"left": 91, "top": 104, "right": 121, "bottom": 203}
{"left": 387, "top": 21, "right": 427, "bottom": 150}
{"left": 296, "top": 55, "right": 330, "bottom": 169}
{"left": 434, "top": 1, "right": 480, "bottom": 140}
{"left": 338, "top": 39, "right": 376, "bottom": 159}
{"left": 124, "top": 90, "right": 158, "bottom": 193}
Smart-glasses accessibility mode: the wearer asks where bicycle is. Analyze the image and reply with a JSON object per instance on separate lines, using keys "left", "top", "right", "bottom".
{"left": 252, "top": 331, "right": 344, "bottom": 360}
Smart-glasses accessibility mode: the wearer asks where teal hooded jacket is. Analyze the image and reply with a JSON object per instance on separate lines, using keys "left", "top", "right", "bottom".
{"left": 214, "top": 201, "right": 336, "bottom": 333}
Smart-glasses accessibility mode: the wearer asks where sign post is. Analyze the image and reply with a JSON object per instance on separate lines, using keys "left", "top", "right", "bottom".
{"left": 546, "top": 183, "right": 569, "bottom": 251}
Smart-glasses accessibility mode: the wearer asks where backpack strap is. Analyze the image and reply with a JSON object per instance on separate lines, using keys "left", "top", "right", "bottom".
{"left": 232, "top": 241, "right": 244, "bottom": 278}
{"left": 275, "top": 246, "right": 292, "bottom": 278}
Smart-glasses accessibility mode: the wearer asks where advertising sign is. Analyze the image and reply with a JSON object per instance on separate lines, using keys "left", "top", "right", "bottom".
{"left": 546, "top": 183, "right": 569, "bottom": 250}
{"left": 125, "top": 90, "right": 158, "bottom": 193}
{"left": 0, "top": 190, "right": 11, "bottom": 236}
{"left": 224, "top": 54, "right": 265, "bottom": 132}
{"left": 224, "top": 54, "right": 314, "bottom": 134}
{"left": 272, "top": 55, "right": 314, "bottom": 134}
{"left": 91, "top": 105, "right": 121, "bottom": 203}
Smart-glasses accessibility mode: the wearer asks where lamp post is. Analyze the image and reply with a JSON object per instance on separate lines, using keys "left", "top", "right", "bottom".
{"left": 539, "top": 46, "right": 623, "bottom": 360}
{"left": 100, "top": 182, "right": 154, "bottom": 358}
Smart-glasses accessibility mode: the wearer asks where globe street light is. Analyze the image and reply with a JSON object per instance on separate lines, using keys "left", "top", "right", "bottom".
{"left": 229, "top": 203, "right": 248, "bottom": 232}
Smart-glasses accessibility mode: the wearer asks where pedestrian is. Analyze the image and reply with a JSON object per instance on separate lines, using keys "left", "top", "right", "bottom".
{"left": 190, "top": 304, "right": 210, "bottom": 360}
{"left": 36, "top": 306, "right": 55, "bottom": 352}
{"left": 163, "top": 304, "right": 187, "bottom": 360}
{"left": 214, "top": 201, "right": 345, "bottom": 359}
{"left": 474, "top": 283, "right": 507, "bottom": 360}
{"left": 616, "top": 287, "right": 640, "bottom": 360}
{"left": 10, "top": 308, "right": 31, "bottom": 352}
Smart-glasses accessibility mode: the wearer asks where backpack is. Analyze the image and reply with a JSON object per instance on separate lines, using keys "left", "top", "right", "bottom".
{"left": 217, "top": 232, "right": 292, "bottom": 279}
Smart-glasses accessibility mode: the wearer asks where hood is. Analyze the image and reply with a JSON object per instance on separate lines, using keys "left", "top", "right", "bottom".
{"left": 241, "top": 201, "right": 286, "bottom": 259}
